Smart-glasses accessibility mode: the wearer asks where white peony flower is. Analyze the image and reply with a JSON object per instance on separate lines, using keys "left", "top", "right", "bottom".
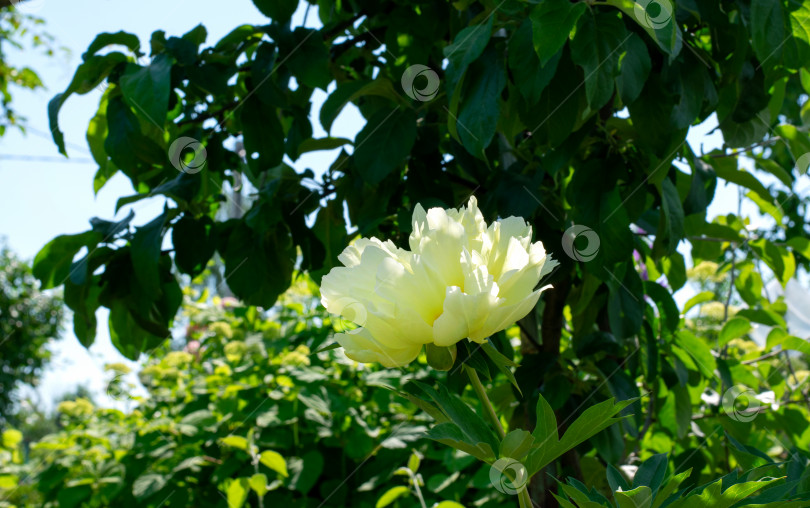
{"left": 319, "top": 197, "right": 557, "bottom": 368}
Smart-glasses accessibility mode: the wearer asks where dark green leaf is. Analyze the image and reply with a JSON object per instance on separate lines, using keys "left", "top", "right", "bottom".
{"left": 530, "top": 0, "right": 586, "bottom": 65}
{"left": 119, "top": 54, "right": 173, "bottom": 128}
{"left": 570, "top": 12, "right": 628, "bottom": 110}
{"left": 33, "top": 231, "right": 102, "bottom": 289}
{"left": 172, "top": 215, "right": 217, "bottom": 277}
{"left": 353, "top": 108, "right": 416, "bottom": 184}
{"left": 252, "top": 0, "right": 297, "bottom": 22}
{"left": 457, "top": 47, "right": 506, "bottom": 157}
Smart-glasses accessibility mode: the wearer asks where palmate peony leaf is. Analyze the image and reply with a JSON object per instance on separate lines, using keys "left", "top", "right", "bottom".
{"left": 407, "top": 381, "right": 499, "bottom": 461}
{"left": 527, "top": 393, "right": 634, "bottom": 476}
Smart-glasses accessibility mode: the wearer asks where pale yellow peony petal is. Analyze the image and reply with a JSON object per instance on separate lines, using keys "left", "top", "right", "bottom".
{"left": 336, "top": 329, "right": 422, "bottom": 368}
{"left": 433, "top": 283, "right": 501, "bottom": 347}
{"left": 320, "top": 196, "right": 555, "bottom": 367}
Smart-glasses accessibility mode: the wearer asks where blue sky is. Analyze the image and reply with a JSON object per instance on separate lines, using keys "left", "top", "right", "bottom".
{"left": 0, "top": 0, "right": 776, "bottom": 409}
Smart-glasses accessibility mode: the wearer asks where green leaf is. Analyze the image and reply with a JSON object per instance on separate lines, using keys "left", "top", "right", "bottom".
{"left": 281, "top": 28, "right": 330, "bottom": 89}
{"left": 407, "top": 452, "right": 421, "bottom": 473}
{"left": 119, "top": 54, "right": 172, "bottom": 128}
{"left": 500, "top": 429, "right": 535, "bottom": 461}
{"left": 751, "top": 0, "right": 786, "bottom": 65}
{"left": 530, "top": 0, "right": 586, "bottom": 65}
{"left": 615, "top": 486, "right": 652, "bottom": 508}
{"left": 570, "top": 12, "right": 628, "bottom": 110}
{"left": 480, "top": 341, "right": 521, "bottom": 394}
{"left": 220, "top": 435, "right": 248, "bottom": 451}
{"left": 376, "top": 486, "right": 410, "bottom": 508}
{"left": 457, "top": 46, "right": 506, "bottom": 157}
{"left": 311, "top": 200, "right": 348, "bottom": 277}
{"left": 750, "top": 238, "right": 795, "bottom": 287}
{"left": 287, "top": 450, "right": 324, "bottom": 495}
{"left": 735, "top": 264, "right": 764, "bottom": 306}
{"left": 172, "top": 215, "right": 217, "bottom": 277}
{"left": 49, "top": 53, "right": 127, "bottom": 155}
{"left": 633, "top": 453, "right": 668, "bottom": 496}
{"left": 644, "top": 281, "right": 680, "bottom": 336}
{"left": 409, "top": 381, "right": 500, "bottom": 460}
{"left": 297, "top": 137, "right": 351, "bottom": 154}
{"left": 248, "top": 474, "right": 267, "bottom": 497}
{"left": 443, "top": 15, "right": 493, "bottom": 95}
{"left": 252, "top": 0, "right": 297, "bottom": 22}
{"left": 787, "top": 237, "right": 810, "bottom": 260}
{"left": 683, "top": 291, "right": 714, "bottom": 314}
{"left": 617, "top": 33, "right": 651, "bottom": 105}
{"left": 707, "top": 157, "right": 773, "bottom": 205}
{"left": 130, "top": 210, "right": 167, "bottom": 296}
{"left": 259, "top": 450, "right": 288, "bottom": 477}
{"left": 108, "top": 298, "right": 166, "bottom": 361}
{"left": 83, "top": 31, "right": 142, "bottom": 60}
{"left": 240, "top": 95, "right": 284, "bottom": 173}
{"left": 527, "top": 394, "right": 632, "bottom": 475}
{"left": 65, "top": 274, "right": 102, "bottom": 347}
{"left": 651, "top": 470, "right": 691, "bottom": 508}
{"left": 718, "top": 317, "right": 752, "bottom": 347}
{"left": 567, "top": 169, "right": 634, "bottom": 268}
{"left": 218, "top": 221, "right": 295, "bottom": 307}
{"left": 607, "top": 464, "right": 630, "bottom": 493}
{"left": 604, "top": 0, "right": 682, "bottom": 57}
{"left": 426, "top": 422, "right": 496, "bottom": 462}
{"left": 668, "top": 477, "right": 781, "bottom": 508}
{"left": 353, "top": 107, "right": 416, "bottom": 184}
{"left": 788, "top": 1, "right": 810, "bottom": 66}
{"left": 222, "top": 478, "right": 249, "bottom": 508}
{"left": 33, "top": 231, "right": 102, "bottom": 289}
{"left": 508, "top": 19, "right": 561, "bottom": 106}
{"left": 319, "top": 80, "right": 369, "bottom": 133}
{"left": 132, "top": 473, "right": 167, "bottom": 500}
{"left": 675, "top": 331, "right": 716, "bottom": 378}
{"left": 779, "top": 336, "right": 810, "bottom": 356}
{"left": 655, "top": 178, "right": 685, "bottom": 255}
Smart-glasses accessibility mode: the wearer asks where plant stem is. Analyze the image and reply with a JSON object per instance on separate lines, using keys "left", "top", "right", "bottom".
{"left": 464, "top": 366, "right": 533, "bottom": 507}
{"left": 464, "top": 365, "right": 506, "bottom": 439}
{"left": 518, "top": 488, "right": 534, "bottom": 508}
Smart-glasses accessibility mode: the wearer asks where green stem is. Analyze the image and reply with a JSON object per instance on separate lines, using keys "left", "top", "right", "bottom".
{"left": 464, "top": 365, "right": 506, "bottom": 439}
{"left": 518, "top": 488, "right": 533, "bottom": 508}
{"left": 464, "top": 366, "right": 534, "bottom": 508}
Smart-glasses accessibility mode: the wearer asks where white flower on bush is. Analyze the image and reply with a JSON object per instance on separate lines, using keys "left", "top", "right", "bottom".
{"left": 320, "top": 197, "right": 556, "bottom": 367}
